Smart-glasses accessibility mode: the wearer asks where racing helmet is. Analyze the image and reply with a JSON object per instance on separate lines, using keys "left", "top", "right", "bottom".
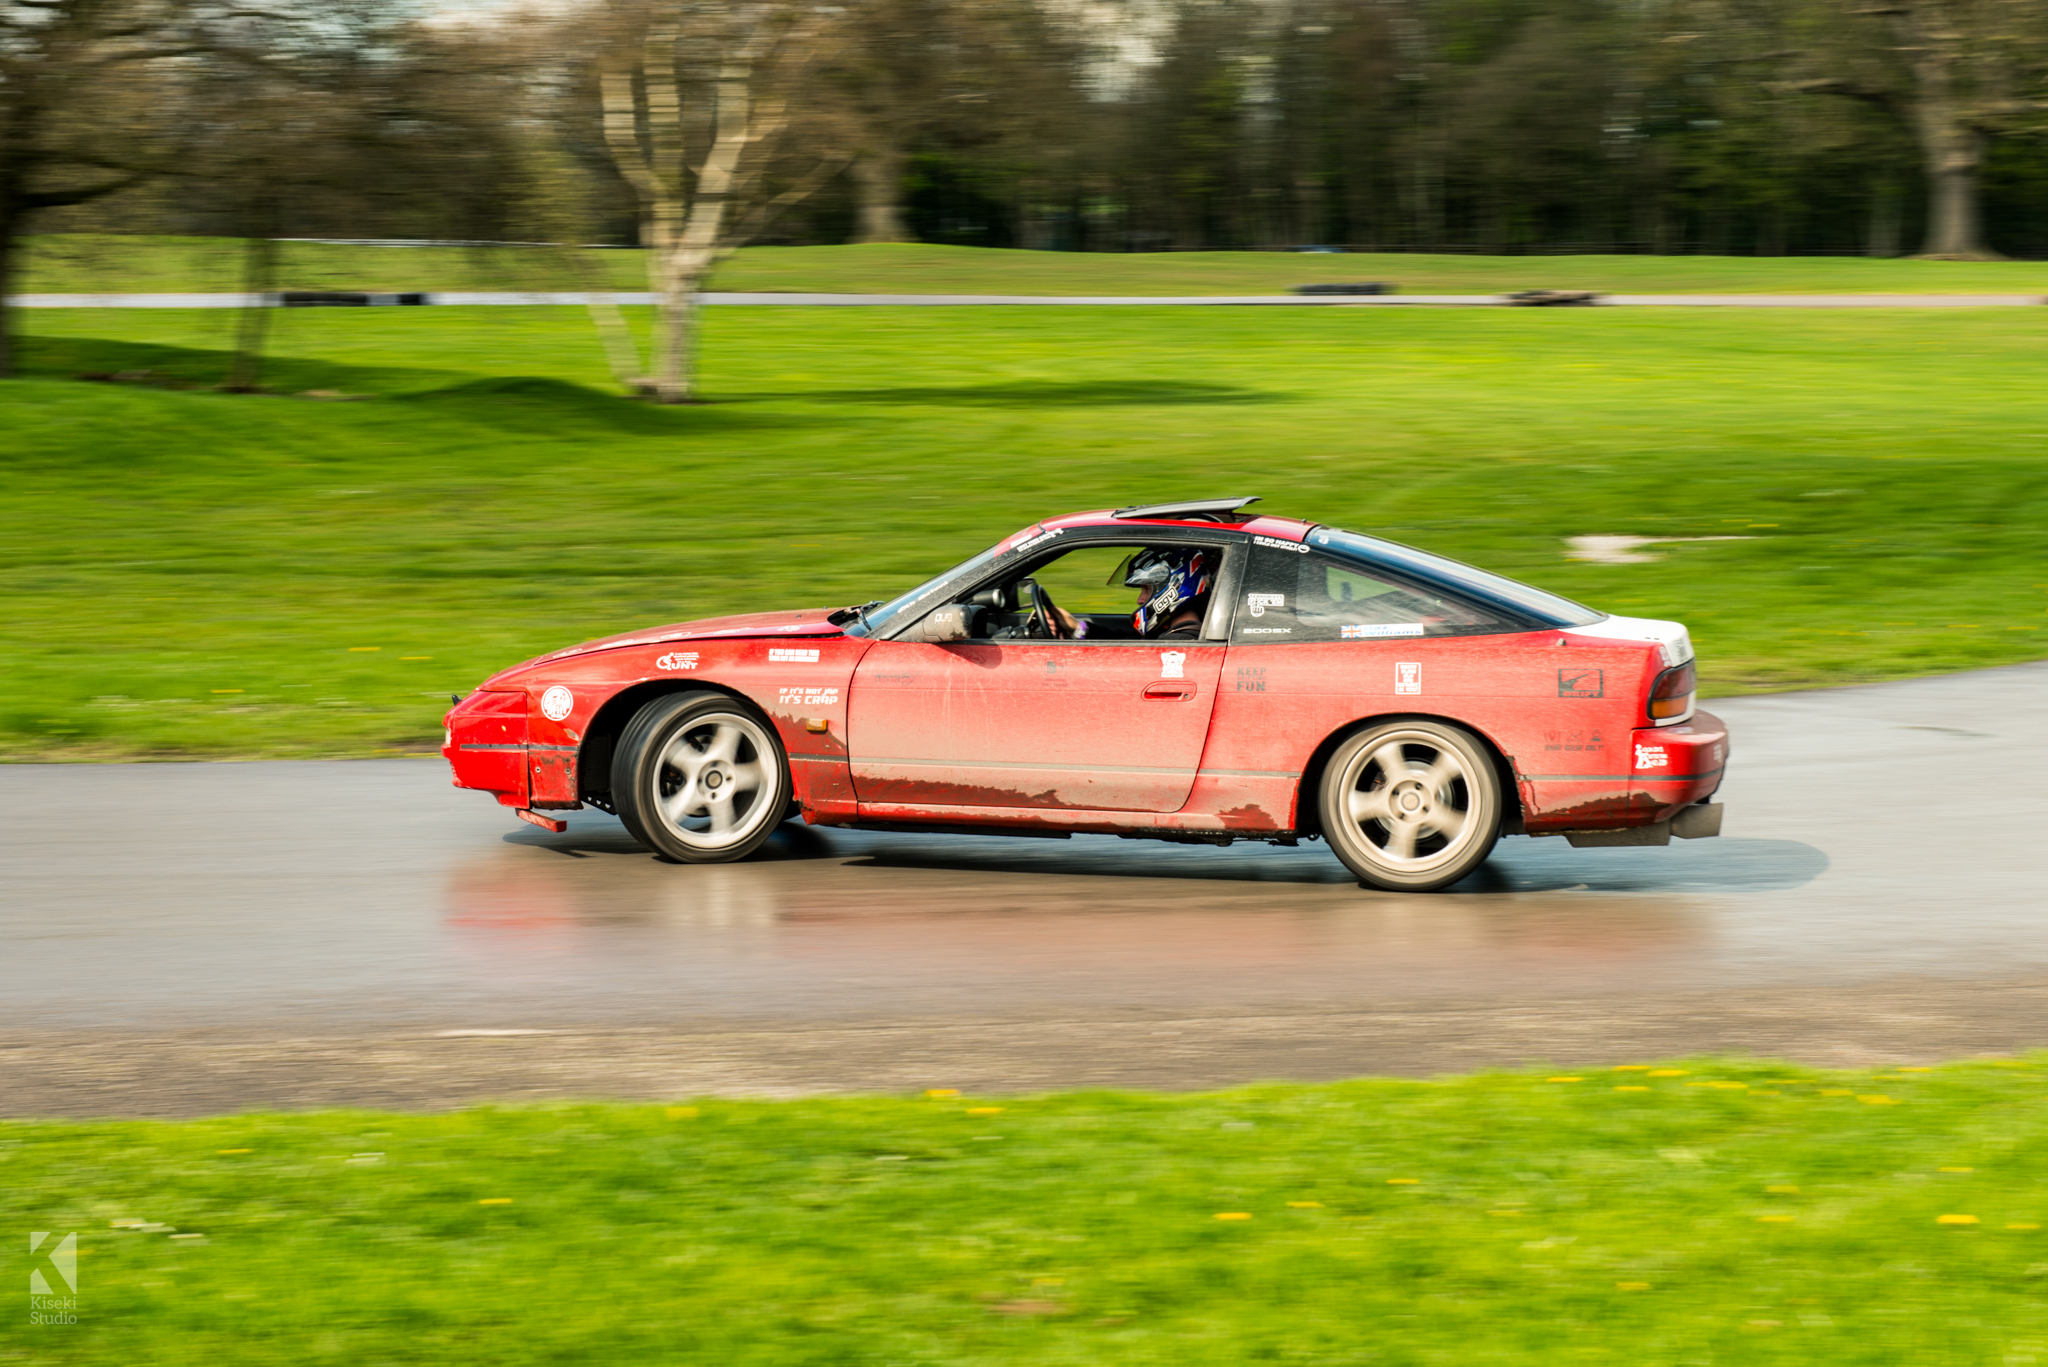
{"left": 1121, "top": 547, "right": 1212, "bottom": 636}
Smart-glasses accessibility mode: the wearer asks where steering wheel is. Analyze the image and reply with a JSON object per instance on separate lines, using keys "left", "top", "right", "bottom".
{"left": 1024, "top": 578, "right": 1066, "bottom": 640}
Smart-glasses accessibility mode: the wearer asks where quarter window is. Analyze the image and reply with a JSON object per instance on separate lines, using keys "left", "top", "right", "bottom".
{"left": 1233, "top": 544, "right": 1525, "bottom": 642}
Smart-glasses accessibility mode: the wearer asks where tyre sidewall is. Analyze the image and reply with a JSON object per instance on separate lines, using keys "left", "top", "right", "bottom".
{"left": 612, "top": 691, "right": 790, "bottom": 863}
{"left": 1320, "top": 719, "right": 1502, "bottom": 892}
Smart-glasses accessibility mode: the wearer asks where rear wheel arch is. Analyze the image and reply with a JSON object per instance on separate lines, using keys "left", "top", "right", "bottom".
{"left": 1293, "top": 712, "right": 1522, "bottom": 838}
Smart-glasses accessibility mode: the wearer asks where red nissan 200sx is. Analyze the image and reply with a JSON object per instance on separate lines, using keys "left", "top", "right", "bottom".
{"left": 443, "top": 498, "right": 1726, "bottom": 892}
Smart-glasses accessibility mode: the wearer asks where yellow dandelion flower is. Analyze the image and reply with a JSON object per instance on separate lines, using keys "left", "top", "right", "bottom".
{"left": 2006, "top": 1223, "right": 2040, "bottom": 1231}
{"left": 1287, "top": 1201, "right": 1323, "bottom": 1209}
{"left": 1758, "top": 1215, "right": 1795, "bottom": 1223}
{"left": 1214, "top": 1212, "right": 1252, "bottom": 1221}
{"left": 216, "top": 1148, "right": 252, "bottom": 1155}
{"left": 1615, "top": 1282, "right": 1650, "bottom": 1291}
{"left": 1387, "top": 1179, "right": 1419, "bottom": 1185}
{"left": 1646, "top": 1069, "right": 1688, "bottom": 1077}
{"left": 925, "top": 1089, "right": 961, "bottom": 1099}
{"left": 1895, "top": 1066, "right": 1931, "bottom": 1072}
{"left": 1613, "top": 1065, "right": 1651, "bottom": 1071}
{"left": 1819, "top": 1088, "right": 1853, "bottom": 1096}
{"left": 479, "top": 1198, "right": 513, "bottom": 1206}
{"left": 966, "top": 1107, "right": 1003, "bottom": 1115}
{"left": 665, "top": 1106, "right": 698, "bottom": 1119}
{"left": 1547, "top": 1077, "right": 1583, "bottom": 1083}
{"left": 1708, "top": 1081, "right": 1748, "bottom": 1090}
{"left": 1936, "top": 1214, "right": 1978, "bottom": 1225}
{"left": 1858, "top": 1095, "right": 1898, "bottom": 1105}
{"left": 1615, "top": 1085, "right": 1649, "bottom": 1092}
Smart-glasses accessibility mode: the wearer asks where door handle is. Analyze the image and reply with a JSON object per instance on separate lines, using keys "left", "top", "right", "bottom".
{"left": 1143, "top": 681, "right": 1197, "bottom": 700}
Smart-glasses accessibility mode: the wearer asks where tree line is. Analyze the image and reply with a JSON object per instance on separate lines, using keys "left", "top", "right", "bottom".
{"left": 6, "top": 0, "right": 2048, "bottom": 391}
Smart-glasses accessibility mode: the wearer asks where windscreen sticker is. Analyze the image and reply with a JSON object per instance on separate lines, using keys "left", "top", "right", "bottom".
{"left": 1014, "top": 527, "right": 1064, "bottom": 554}
{"left": 1395, "top": 662, "right": 1422, "bottom": 695}
{"left": 779, "top": 686, "right": 840, "bottom": 707}
{"left": 539, "top": 686, "right": 575, "bottom": 721}
{"left": 1247, "top": 593, "right": 1286, "bottom": 617}
{"left": 768, "top": 647, "right": 820, "bottom": 663}
{"left": 1159, "top": 650, "right": 1186, "bottom": 679}
{"left": 1253, "top": 535, "right": 1311, "bottom": 555}
{"left": 1557, "top": 666, "right": 1604, "bottom": 698}
{"left": 1634, "top": 744, "right": 1670, "bottom": 770}
{"left": 1343, "top": 623, "right": 1424, "bottom": 639}
{"left": 656, "top": 651, "right": 700, "bottom": 672}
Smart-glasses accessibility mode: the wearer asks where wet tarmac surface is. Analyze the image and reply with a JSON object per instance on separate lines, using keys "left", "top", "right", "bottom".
{"left": 5, "top": 661, "right": 2045, "bottom": 1114}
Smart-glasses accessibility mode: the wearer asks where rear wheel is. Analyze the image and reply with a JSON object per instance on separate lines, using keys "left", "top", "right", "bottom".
{"left": 1319, "top": 720, "right": 1502, "bottom": 892}
{"left": 612, "top": 692, "right": 789, "bottom": 863}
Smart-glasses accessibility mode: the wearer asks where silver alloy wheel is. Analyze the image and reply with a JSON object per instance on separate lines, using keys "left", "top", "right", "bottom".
{"left": 652, "top": 710, "right": 779, "bottom": 851}
{"left": 1320, "top": 721, "right": 1502, "bottom": 891}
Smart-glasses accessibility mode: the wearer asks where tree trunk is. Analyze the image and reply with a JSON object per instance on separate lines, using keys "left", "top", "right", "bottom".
{"left": 852, "top": 146, "right": 913, "bottom": 243}
{"left": 0, "top": 207, "right": 17, "bottom": 380}
{"left": 1915, "top": 121, "right": 1994, "bottom": 258}
{"left": 225, "top": 228, "right": 279, "bottom": 391}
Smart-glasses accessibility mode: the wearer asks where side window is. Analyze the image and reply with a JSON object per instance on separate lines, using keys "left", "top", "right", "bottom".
{"left": 1232, "top": 545, "right": 1521, "bottom": 642}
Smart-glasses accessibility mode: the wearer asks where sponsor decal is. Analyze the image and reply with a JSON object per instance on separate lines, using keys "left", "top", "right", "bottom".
{"left": 779, "top": 686, "right": 840, "bottom": 707}
{"left": 1543, "top": 729, "right": 1604, "bottom": 753}
{"left": 1253, "top": 534, "right": 1311, "bottom": 554}
{"left": 1557, "top": 666, "right": 1604, "bottom": 698}
{"left": 1394, "top": 662, "right": 1422, "bottom": 695}
{"left": 655, "top": 651, "right": 700, "bottom": 672}
{"left": 1159, "top": 650, "right": 1187, "bottom": 679}
{"left": 1342, "top": 623, "right": 1424, "bottom": 639}
{"left": 539, "top": 685, "right": 574, "bottom": 721}
{"left": 1242, "top": 627, "right": 1292, "bottom": 634}
{"left": 1014, "top": 526, "right": 1065, "bottom": 553}
{"left": 1247, "top": 592, "right": 1286, "bottom": 618}
{"left": 1235, "top": 665, "right": 1266, "bottom": 694}
{"left": 768, "top": 647, "right": 820, "bottom": 663}
{"left": 1634, "top": 744, "right": 1670, "bottom": 770}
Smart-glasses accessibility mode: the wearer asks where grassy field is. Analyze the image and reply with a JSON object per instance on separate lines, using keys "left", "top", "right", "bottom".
{"left": 10, "top": 1059, "right": 2048, "bottom": 1364}
{"left": 19, "top": 234, "right": 2048, "bottom": 296}
{"left": 5, "top": 303, "right": 2046, "bottom": 760}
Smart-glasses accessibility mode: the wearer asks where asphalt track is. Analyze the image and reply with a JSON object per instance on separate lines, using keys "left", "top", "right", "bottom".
{"left": 5, "top": 662, "right": 2046, "bottom": 1117}
{"left": 11, "top": 291, "right": 2046, "bottom": 308}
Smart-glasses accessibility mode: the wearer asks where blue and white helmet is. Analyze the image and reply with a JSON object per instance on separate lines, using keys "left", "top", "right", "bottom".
{"left": 1125, "top": 548, "right": 1212, "bottom": 636}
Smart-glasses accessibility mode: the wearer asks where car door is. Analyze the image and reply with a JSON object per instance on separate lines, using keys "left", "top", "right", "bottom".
{"left": 845, "top": 542, "right": 1230, "bottom": 813}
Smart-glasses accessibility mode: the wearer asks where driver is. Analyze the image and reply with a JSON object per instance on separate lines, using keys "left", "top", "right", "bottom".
{"left": 1052, "top": 547, "right": 1212, "bottom": 641}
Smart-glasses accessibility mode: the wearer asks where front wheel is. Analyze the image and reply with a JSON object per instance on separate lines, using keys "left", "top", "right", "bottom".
{"left": 612, "top": 691, "right": 790, "bottom": 863}
{"left": 1319, "top": 720, "right": 1503, "bottom": 892}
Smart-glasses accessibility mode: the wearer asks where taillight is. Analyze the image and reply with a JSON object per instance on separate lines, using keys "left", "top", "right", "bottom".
{"left": 1648, "top": 660, "right": 1696, "bottom": 721}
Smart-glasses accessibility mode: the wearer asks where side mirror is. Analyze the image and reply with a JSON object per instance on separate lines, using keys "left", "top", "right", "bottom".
{"left": 912, "top": 604, "right": 971, "bottom": 643}
{"left": 968, "top": 584, "right": 1011, "bottom": 611}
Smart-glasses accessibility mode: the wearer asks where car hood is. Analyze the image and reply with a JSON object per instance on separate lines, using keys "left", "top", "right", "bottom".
{"left": 494, "top": 609, "right": 847, "bottom": 677}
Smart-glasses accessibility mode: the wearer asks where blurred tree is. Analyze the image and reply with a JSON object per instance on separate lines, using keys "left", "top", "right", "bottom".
{"left": 1789, "top": 0, "right": 2048, "bottom": 258}
{"left": 592, "top": 0, "right": 851, "bottom": 402}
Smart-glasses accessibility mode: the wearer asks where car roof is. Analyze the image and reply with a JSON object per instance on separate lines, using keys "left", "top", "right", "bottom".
{"left": 1036, "top": 508, "right": 1316, "bottom": 541}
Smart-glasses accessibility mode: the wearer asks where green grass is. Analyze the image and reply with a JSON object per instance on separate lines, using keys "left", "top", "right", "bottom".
{"left": 21, "top": 234, "right": 2048, "bottom": 296}
{"left": 10, "top": 1060, "right": 2048, "bottom": 1363}
{"left": 5, "top": 304, "right": 2047, "bottom": 760}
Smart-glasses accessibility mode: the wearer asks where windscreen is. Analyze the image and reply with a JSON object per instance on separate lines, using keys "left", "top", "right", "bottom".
{"left": 850, "top": 545, "right": 1004, "bottom": 638}
{"left": 1305, "top": 527, "right": 1605, "bottom": 630}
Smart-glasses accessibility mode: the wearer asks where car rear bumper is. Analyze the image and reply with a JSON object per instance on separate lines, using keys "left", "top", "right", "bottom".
{"left": 1629, "top": 709, "right": 1728, "bottom": 817}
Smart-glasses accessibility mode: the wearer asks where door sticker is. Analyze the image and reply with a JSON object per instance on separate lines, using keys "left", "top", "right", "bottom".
{"left": 1247, "top": 593, "right": 1285, "bottom": 617}
{"left": 1558, "top": 666, "right": 1604, "bottom": 698}
{"left": 1395, "top": 662, "right": 1421, "bottom": 695}
{"left": 1160, "top": 650, "right": 1187, "bottom": 679}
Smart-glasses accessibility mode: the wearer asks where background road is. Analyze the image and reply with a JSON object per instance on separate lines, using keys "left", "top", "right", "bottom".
{"left": 5, "top": 662, "right": 2044, "bottom": 1116}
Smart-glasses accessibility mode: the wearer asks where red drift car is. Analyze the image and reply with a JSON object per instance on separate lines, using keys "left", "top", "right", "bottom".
{"left": 444, "top": 497, "right": 1726, "bottom": 892}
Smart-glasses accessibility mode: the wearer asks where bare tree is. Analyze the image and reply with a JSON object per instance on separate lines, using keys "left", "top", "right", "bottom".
{"left": 592, "top": 0, "right": 849, "bottom": 403}
{"left": 0, "top": 0, "right": 214, "bottom": 377}
{"left": 1792, "top": 0, "right": 2048, "bottom": 258}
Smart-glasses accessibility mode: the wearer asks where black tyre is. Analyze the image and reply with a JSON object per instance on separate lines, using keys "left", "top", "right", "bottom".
{"left": 612, "top": 691, "right": 790, "bottom": 863}
{"left": 1319, "top": 719, "right": 1503, "bottom": 892}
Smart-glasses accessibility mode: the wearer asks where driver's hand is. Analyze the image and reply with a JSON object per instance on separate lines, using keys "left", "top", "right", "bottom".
{"left": 1051, "top": 606, "right": 1082, "bottom": 634}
